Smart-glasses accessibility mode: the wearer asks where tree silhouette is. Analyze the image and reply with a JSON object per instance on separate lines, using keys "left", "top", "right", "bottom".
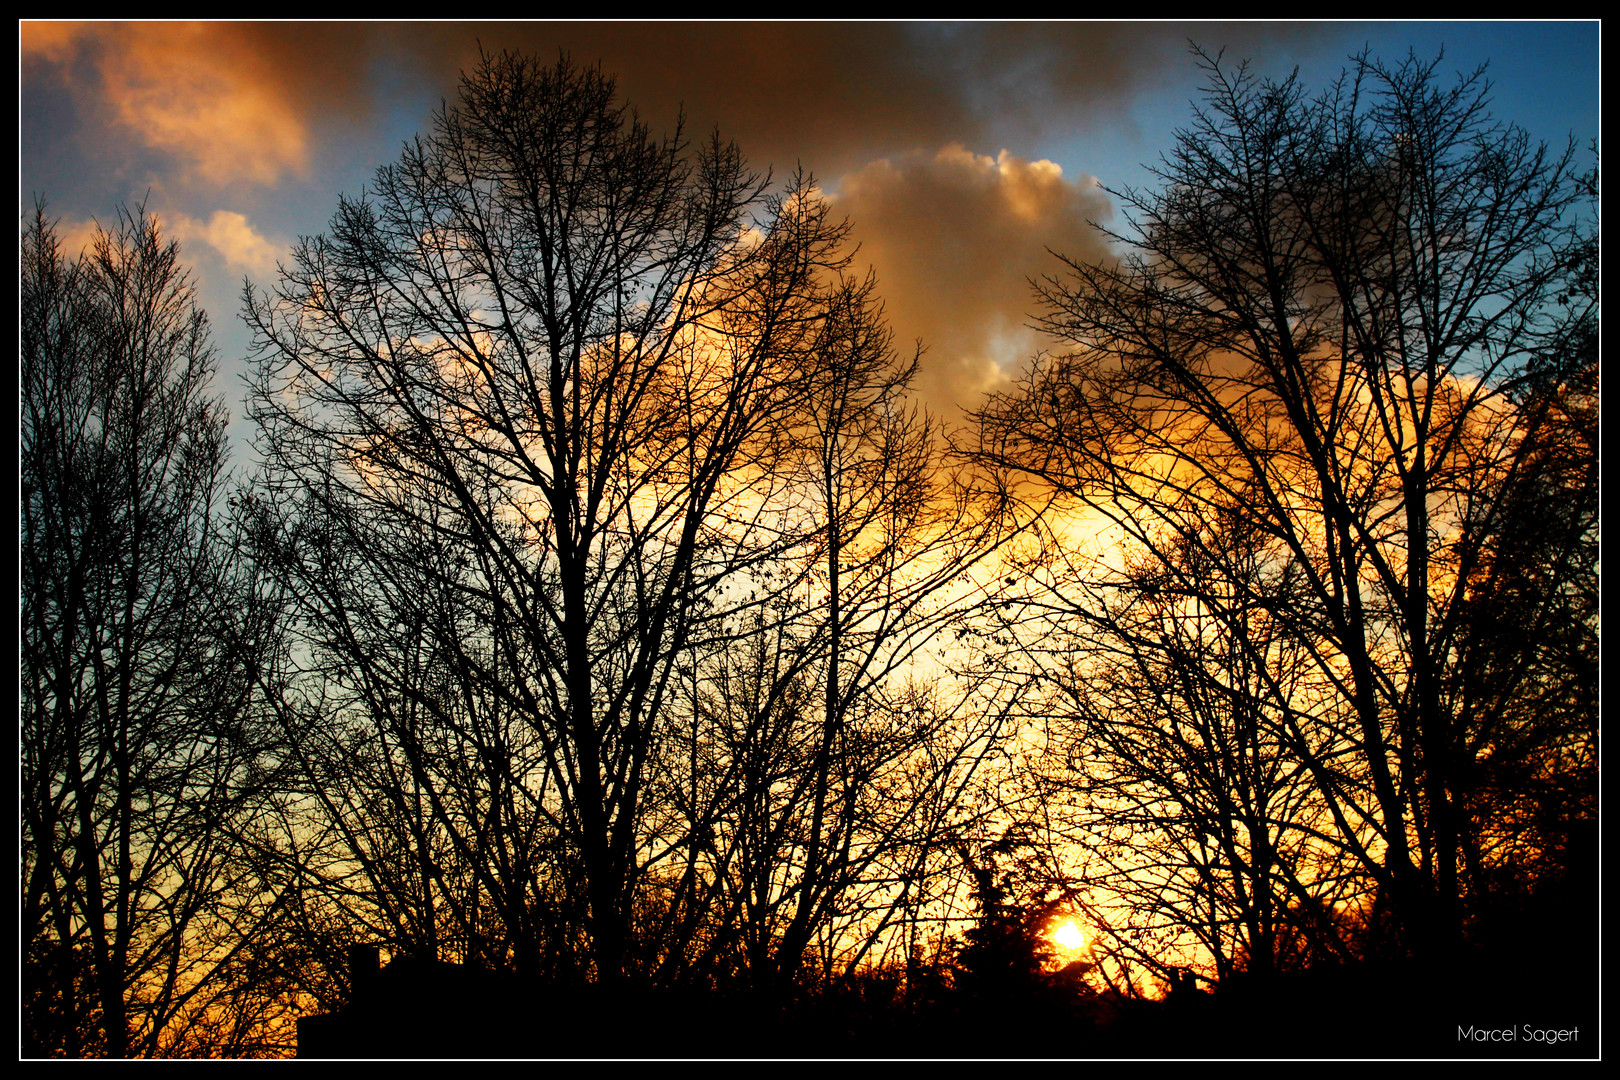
{"left": 973, "top": 47, "right": 1595, "bottom": 965}
{"left": 1005, "top": 496, "right": 1366, "bottom": 987}
{"left": 21, "top": 203, "right": 280, "bottom": 1056}
{"left": 243, "top": 51, "right": 910, "bottom": 988}
{"left": 953, "top": 841, "right": 1053, "bottom": 1002}
{"left": 940, "top": 827, "right": 1094, "bottom": 1054}
{"left": 636, "top": 268, "right": 1014, "bottom": 994}
{"left": 24, "top": 39, "right": 1592, "bottom": 1059}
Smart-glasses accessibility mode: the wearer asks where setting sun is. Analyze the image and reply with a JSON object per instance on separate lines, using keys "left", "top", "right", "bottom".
{"left": 1053, "top": 920, "right": 1086, "bottom": 951}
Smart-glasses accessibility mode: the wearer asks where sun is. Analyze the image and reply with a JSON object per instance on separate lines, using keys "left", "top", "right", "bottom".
{"left": 1052, "top": 920, "right": 1086, "bottom": 951}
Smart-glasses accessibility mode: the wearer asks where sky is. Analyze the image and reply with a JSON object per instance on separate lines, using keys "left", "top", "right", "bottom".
{"left": 19, "top": 20, "right": 1600, "bottom": 457}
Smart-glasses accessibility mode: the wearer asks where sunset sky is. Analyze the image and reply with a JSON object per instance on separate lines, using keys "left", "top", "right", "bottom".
{"left": 20, "top": 21, "right": 1598, "bottom": 452}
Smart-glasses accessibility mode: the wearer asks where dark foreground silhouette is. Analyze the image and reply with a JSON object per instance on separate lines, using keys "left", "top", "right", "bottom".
{"left": 296, "top": 941, "right": 1596, "bottom": 1060}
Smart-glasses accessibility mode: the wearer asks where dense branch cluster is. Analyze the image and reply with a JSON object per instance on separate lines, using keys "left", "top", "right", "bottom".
{"left": 972, "top": 48, "right": 1596, "bottom": 988}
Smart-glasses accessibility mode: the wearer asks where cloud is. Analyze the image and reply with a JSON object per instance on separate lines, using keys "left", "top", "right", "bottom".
{"left": 23, "top": 22, "right": 1330, "bottom": 191}
{"left": 830, "top": 145, "right": 1116, "bottom": 417}
{"left": 18, "top": 21, "right": 84, "bottom": 62}
{"left": 372, "top": 22, "right": 1334, "bottom": 184}
{"left": 46, "top": 214, "right": 104, "bottom": 262}
{"left": 30, "top": 204, "right": 282, "bottom": 279}
{"left": 164, "top": 210, "right": 285, "bottom": 276}
{"left": 21, "top": 22, "right": 1328, "bottom": 418}
{"left": 102, "top": 27, "right": 310, "bottom": 185}
{"left": 22, "top": 21, "right": 381, "bottom": 187}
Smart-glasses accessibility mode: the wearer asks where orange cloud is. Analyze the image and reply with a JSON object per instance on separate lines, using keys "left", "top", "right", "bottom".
{"left": 45, "top": 214, "right": 103, "bottom": 262}
{"left": 831, "top": 145, "right": 1115, "bottom": 418}
{"left": 22, "top": 22, "right": 1330, "bottom": 195}
{"left": 381, "top": 23, "right": 1332, "bottom": 183}
{"left": 22, "top": 22, "right": 382, "bottom": 188}
{"left": 19, "top": 21, "right": 86, "bottom": 62}
{"left": 100, "top": 24, "right": 310, "bottom": 185}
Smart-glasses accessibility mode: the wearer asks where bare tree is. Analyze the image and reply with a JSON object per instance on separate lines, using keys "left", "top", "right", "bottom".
{"left": 234, "top": 483, "right": 589, "bottom": 988}
{"left": 998, "top": 499, "right": 1368, "bottom": 991}
{"left": 638, "top": 273, "right": 1015, "bottom": 993}
{"left": 21, "top": 204, "right": 279, "bottom": 1056}
{"left": 244, "top": 51, "right": 861, "bottom": 986}
{"left": 1442, "top": 167, "right": 1598, "bottom": 924}
{"left": 972, "top": 48, "right": 1594, "bottom": 962}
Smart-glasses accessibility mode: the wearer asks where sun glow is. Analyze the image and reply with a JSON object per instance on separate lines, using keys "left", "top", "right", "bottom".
{"left": 1052, "top": 920, "right": 1086, "bottom": 951}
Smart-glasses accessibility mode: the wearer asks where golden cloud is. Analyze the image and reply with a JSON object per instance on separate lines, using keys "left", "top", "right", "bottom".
{"left": 164, "top": 209, "right": 284, "bottom": 276}
{"left": 46, "top": 214, "right": 104, "bottom": 262}
{"left": 102, "top": 24, "right": 311, "bottom": 184}
{"left": 19, "top": 21, "right": 86, "bottom": 62}
{"left": 831, "top": 145, "right": 1115, "bottom": 418}
{"left": 23, "top": 22, "right": 378, "bottom": 188}
{"left": 26, "top": 23, "right": 1329, "bottom": 194}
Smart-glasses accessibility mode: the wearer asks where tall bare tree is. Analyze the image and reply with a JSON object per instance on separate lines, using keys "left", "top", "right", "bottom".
{"left": 244, "top": 51, "right": 863, "bottom": 986}
{"left": 972, "top": 48, "right": 1594, "bottom": 962}
{"left": 998, "top": 499, "right": 1367, "bottom": 991}
{"left": 21, "top": 204, "right": 278, "bottom": 1056}
{"left": 638, "top": 271, "right": 1015, "bottom": 993}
